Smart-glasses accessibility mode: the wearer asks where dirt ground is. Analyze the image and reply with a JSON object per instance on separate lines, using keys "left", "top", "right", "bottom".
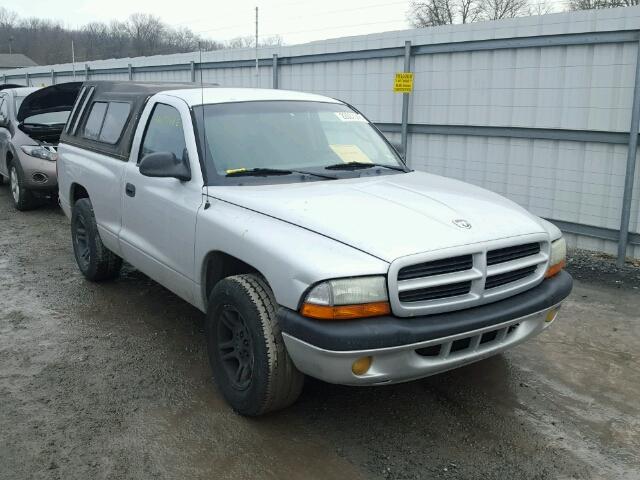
{"left": 1, "top": 183, "right": 639, "bottom": 480}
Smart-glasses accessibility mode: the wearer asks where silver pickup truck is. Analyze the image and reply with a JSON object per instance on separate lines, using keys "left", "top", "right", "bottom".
{"left": 58, "top": 81, "right": 573, "bottom": 416}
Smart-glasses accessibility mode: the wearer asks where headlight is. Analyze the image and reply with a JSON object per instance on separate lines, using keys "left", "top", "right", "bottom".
{"left": 21, "top": 145, "right": 57, "bottom": 161}
{"left": 300, "top": 276, "right": 391, "bottom": 320}
{"left": 545, "top": 237, "right": 566, "bottom": 278}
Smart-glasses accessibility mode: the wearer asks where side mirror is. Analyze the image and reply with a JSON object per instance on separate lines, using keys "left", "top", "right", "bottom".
{"left": 0, "top": 114, "right": 8, "bottom": 128}
{"left": 139, "top": 151, "right": 191, "bottom": 181}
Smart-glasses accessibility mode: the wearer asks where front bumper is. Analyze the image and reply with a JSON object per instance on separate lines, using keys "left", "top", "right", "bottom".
{"left": 17, "top": 150, "right": 57, "bottom": 190}
{"left": 279, "top": 271, "right": 572, "bottom": 385}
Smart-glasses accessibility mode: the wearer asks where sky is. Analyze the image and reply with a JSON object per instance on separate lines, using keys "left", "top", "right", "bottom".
{"left": 2, "top": 0, "right": 420, "bottom": 45}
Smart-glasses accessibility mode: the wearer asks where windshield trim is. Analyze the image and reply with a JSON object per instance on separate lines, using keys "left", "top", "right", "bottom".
{"left": 192, "top": 99, "right": 409, "bottom": 186}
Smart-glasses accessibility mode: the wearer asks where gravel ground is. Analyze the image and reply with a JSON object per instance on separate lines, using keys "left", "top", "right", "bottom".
{"left": 567, "top": 248, "right": 640, "bottom": 290}
{"left": 1, "top": 183, "right": 639, "bottom": 480}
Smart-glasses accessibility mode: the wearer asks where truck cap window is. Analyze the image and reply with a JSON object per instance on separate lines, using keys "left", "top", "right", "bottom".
{"left": 82, "top": 101, "right": 131, "bottom": 144}
{"left": 139, "top": 103, "right": 187, "bottom": 164}
{"left": 193, "top": 101, "right": 405, "bottom": 185}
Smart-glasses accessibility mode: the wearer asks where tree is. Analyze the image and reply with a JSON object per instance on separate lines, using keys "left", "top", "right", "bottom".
{"left": 225, "top": 35, "right": 283, "bottom": 49}
{"left": 408, "top": 0, "right": 458, "bottom": 26}
{"left": 0, "top": 8, "right": 233, "bottom": 64}
{"left": 478, "top": 0, "right": 530, "bottom": 19}
{"left": 569, "top": 0, "right": 638, "bottom": 9}
{"left": 408, "top": 0, "right": 532, "bottom": 26}
{"left": 528, "top": 0, "right": 556, "bottom": 16}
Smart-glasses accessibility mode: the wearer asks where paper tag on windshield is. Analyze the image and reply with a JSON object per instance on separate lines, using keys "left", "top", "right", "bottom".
{"left": 334, "top": 112, "right": 366, "bottom": 122}
{"left": 330, "top": 144, "right": 372, "bottom": 163}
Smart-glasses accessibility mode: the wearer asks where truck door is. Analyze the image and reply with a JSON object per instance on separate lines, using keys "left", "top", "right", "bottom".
{"left": 119, "top": 96, "right": 204, "bottom": 304}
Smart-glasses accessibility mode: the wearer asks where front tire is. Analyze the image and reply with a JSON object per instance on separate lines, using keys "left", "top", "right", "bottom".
{"left": 9, "top": 161, "right": 36, "bottom": 211}
{"left": 71, "top": 198, "right": 122, "bottom": 281}
{"left": 206, "top": 274, "right": 304, "bottom": 416}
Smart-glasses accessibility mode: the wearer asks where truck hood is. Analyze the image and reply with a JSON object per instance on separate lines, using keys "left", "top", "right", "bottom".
{"left": 209, "top": 171, "right": 548, "bottom": 262}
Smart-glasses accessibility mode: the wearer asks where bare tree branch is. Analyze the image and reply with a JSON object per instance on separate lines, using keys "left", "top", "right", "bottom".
{"left": 477, "top": 0, "right": 530, "bottom": 20}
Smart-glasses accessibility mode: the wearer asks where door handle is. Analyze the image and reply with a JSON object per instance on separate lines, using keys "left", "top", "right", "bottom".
{"left": 125, "top": 183, "right": 136, "bottom": 197}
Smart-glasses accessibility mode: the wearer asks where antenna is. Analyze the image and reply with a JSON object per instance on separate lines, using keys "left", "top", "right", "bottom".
{"left": 199, "top": 43, "right": 204, "bottom": 106}
{"left": 255, "top": 6, "right": 259, "bottom": 84}
{"left": 71, "top": 40, "right": 76, "bottom": 79}
{"left": 198, "top": 42, "right": 211, "bottom": 210}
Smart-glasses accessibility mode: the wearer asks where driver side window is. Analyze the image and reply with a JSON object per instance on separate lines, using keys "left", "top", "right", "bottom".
{"left": 138, "top": 103, "right": 187, "bottom": 165}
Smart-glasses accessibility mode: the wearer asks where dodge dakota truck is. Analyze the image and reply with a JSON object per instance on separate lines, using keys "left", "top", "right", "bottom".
{"left": 57, "top": 81, "right": 573, "bottom": 416}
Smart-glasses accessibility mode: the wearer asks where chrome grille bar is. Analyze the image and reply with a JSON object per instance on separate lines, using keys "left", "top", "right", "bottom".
{"left": 387, "top": 234, "right": 550, "bottom": 316}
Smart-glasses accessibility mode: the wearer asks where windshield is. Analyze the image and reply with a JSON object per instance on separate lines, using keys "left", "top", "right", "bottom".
{"left": 194, "top": 101, "right": 405, "bottom": 184}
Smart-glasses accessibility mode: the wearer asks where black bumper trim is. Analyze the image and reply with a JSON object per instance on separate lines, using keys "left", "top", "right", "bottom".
{"left": 278, "top": 270, "right": 573, "bottom": 351}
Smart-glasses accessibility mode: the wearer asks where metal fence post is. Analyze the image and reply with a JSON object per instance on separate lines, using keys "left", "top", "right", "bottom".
{"left": 190, "top": 61, "right": 196, "bottom": 83}
{"left": 84, "top": 64, "right": 90, "bottom": 81}
{"left": 128, "top": 64, "right": 133, "bottom": 81}
{"left": 51, "top": 69, "right": 56, "bottom": 85}
{"left": 401, "top": 41, "right": 412, "bottom": 162}
{"left": 272, "top": 54, "right": 278, "bottom": 89}
{"left": 618, "top": 39, "right": 640, "bottom": 266}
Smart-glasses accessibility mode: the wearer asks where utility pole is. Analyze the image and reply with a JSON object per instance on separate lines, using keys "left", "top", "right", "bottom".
{"left": 255, "top": 6, "right": 259, "bottom": 83}
{"left": 8, "top": 36, "right": 13, "bottom": 55}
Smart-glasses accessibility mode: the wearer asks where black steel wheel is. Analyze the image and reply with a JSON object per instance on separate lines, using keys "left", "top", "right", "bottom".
{"left": 73, "top": 211, "right": 91, "bottom": 271}
{"left": 217, "top": 305, "right": 254, "bottom": 391}
{"left": 206, "top": 274, "right": 304, "bottom": 416}
{"left": 71, "top": 198, "right": 122, "bottom": 281}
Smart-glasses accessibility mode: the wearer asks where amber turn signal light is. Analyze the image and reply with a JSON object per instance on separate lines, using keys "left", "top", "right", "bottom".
{"left": 352, "top": 356, "right": 373, "bottom": 375}
{"left": 545, "top": 260, "right": 566, "bottom": 279}
{"left": 301, "top": 301, "right": 391, "bottom": 320}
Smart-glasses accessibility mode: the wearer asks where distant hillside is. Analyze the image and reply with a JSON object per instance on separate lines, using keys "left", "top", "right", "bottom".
{"left": 0, "top": 8, "right": 281, "bottom": 66}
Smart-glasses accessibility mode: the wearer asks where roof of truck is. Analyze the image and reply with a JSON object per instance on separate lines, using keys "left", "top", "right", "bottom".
{"left": 161, "top": 87, "right": 341, "bottom": 106}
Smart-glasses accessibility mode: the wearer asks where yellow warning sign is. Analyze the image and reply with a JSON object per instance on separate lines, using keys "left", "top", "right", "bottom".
{"left": 393, "top": 72, "right": 414, "bottom": 93}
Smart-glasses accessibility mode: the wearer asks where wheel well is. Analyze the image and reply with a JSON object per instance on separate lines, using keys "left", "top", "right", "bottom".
{"left": 6, "top": 150, "right": 13, "bottom": 170}
{"left": 203, "top": 252, "right": 260, "bottom": 302}
{"left": 70, "top": 183, "right": 89, "bottom": 205}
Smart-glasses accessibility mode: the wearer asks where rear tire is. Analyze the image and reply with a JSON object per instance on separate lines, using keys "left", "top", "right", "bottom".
{"left": 9, "top": 161, "right": 36, "bottom": 211}
{"left": 206, "top": 274, "right": 304, "bottom": 416}
{"left": 71, "top": 198, "right": 122, "bottom": 281}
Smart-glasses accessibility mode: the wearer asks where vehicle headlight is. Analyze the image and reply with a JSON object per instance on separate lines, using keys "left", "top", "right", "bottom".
{"left": 545, "top": 237, "right": 566, "bottom": 279}
{"left": 21, "top": 145, "right": 57, "bottom": 161}
{"left": 300, "top": 276, "right": 391, "bottom": 320}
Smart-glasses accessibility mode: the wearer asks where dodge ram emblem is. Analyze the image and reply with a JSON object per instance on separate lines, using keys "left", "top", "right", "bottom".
{"left": 453, "top": 219, "right": 472, "bottom": 229}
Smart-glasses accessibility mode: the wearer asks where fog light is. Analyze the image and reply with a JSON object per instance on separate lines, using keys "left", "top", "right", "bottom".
{"left": 545, "top": 307, "right": 559, "bottom": 323}
{"left": 32, "top": 172, "right": 48, "bottom": 183}
{"left": 351, "top": 356, "right": 372, "bottom": 375}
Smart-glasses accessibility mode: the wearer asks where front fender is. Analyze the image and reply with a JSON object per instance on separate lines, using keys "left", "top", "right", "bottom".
{"left": 195, "top": 197, "right": 390, "bottom": 311}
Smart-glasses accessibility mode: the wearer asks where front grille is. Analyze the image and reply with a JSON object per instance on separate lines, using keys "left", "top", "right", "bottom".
{"left": 487, "top": 242, "right": 540, "bottom": 265}
{"left": 398, "top": 254, "right": 473, "bottom": 281}
{"left": 415, "top": 323, "right": 520, "bottom": 358}
{"left": 485, "top": 265, "right": 537, "bottom": 289}
{"left": 390, "top": 237, "right": 549, "bottom": 316}
{"left": 398, "top": 281, "right": 471, "bottom": 303}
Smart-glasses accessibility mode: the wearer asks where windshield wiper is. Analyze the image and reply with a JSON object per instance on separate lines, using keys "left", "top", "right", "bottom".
{"left": 324, "top": 162, "right": 407, "bottom": 172}
{"left": 226, "top": 167, "right": 337, "bottom": 179}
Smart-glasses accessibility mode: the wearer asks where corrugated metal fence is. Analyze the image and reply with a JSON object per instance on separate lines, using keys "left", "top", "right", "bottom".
{"left": 4, "top": 7, "right": 640, "bottom": 261}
